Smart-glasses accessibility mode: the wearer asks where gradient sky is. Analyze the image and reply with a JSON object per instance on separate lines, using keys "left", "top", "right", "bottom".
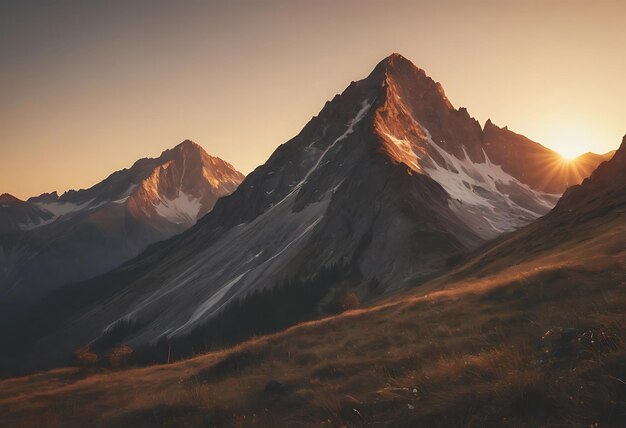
{"left": 1, "top": 0, "right": 625, "bottom": 199}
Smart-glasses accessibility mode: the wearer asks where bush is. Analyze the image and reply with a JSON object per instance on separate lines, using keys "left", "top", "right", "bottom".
{"left": 108, "top": 345, "right": 133, "bottom": 369}
{"left": 339, "top": 292, "right": 360, "bottom": 312}
{"left": 74, "top": 346, "right": 98, "bottom": 367}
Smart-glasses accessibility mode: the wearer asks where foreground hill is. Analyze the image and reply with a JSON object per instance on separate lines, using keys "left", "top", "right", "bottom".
{"left": 1, "top": 139, "right": 623, "bottom": 426}
{"left": 0, "top": 140, "right": 243, "bottom": 299}
{"left": 5, "top": 54, "right": 612, "bottom": 378}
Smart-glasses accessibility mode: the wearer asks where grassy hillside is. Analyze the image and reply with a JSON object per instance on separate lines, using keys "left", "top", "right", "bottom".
{"left": 0, "top": 209, "right": 624, "bottom": 427}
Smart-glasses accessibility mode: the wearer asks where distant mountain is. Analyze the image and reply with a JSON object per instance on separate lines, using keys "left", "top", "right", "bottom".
{"left": 2, "top": 54, "right": 612, "bottom": 374}
{"left": 0, "top": 140, "right": 244, "bottom": 298}
{"left": 0, "top": 193, "right": 55, "bottom": 234}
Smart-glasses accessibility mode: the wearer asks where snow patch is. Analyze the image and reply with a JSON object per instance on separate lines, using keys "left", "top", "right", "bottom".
{"left": 300, "top": 99, "right": 371, "bottom": 185}
{"left": 34, "top": 198, "right": 95, "bottom": 217}
{"left": 154, "top": 192, "right": 202, "bottom": 224}
{"left": 112, "top": 184, "right": 138, "bottom": 204}
{"left": 270, "top": 99, "right": 372, "bottom": 211}
{"left": 170, "top": 270, "right": 251, "bottom": 335}
{"left": 420, "top": 126, "right": 558, "bottom": 235}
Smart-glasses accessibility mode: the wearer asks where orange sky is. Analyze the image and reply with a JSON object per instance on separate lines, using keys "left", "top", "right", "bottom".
{"left": 1, "top": 1, "right": 625, "bottom": 200}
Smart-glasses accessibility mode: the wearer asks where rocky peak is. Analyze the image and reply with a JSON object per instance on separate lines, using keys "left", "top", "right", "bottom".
{"left": 0, "top": 193, "right": 22, "bottom": 204}
{"left": 370, "top": 54, "right": 451, "bottom": 108}
{"left": 125, "top": 140, "right": 244, "bottom": 226}
{"left": 368, "top": 54, "right": 483, "bottom": 165}
{"left": 174, "top": 139, "right": 203, "bottom": 153}
{"left": 160, "top": 139, "right": 206, "bottom": 162}
{"left": 483, "top": 119, "right": 509, "bottom": 132}
{"left": 374, "top": 53, "right": 426, "bottom": 76}
{"left": 28, "top": 191, "right": 60, "bottom": 204}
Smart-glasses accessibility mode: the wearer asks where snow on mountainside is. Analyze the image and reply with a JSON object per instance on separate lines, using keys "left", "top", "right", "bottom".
{"left": 0, "top": 140, "right": 244, "bottom": 298}
{"left": 4, "top": 54, "right": 612, "bottom": 375}
{"left": 423, "top": 134, "right": 558, "bottom": 238}
{"left": 14, "top": 140, "right": 242, "bottom": 231}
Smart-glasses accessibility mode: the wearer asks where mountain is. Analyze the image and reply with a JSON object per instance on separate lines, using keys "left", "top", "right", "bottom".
{"left": 1, "top": 138, "right": 623, "bottom": 427}
{"left": 0, "top": 140, "right": 244, "bottom": 299}
{"left": 2, "top": 54, "right": 611, "bottom": 374}
{"left": 0, "top": 193, "right": 55, "bottom": 234}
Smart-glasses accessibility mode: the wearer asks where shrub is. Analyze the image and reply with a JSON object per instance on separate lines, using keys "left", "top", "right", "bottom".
{"left": 108, "top": 345, "right": 133, "bottom": 369}
{"left": 339, "top": 292, "right": 360, "bottom": 312}
{"left": 74, "top": 346, "right": 98, "bottom": 367}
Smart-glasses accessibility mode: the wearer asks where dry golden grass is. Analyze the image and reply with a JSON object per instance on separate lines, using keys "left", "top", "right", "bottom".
{"left": 1, "top": 219, "right": 624, "bottom": 427}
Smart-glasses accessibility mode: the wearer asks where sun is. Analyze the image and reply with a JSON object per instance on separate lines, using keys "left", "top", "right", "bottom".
{"left": 545, "top": 127, "right": 593, "bottom": 162}
{"left": 558, "top": 147, "right": 582, "bottom": 161}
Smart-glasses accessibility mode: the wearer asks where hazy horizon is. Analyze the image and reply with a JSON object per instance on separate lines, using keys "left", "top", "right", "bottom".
{"left": 1, "top": 0, "right": 625, "bottom": 199}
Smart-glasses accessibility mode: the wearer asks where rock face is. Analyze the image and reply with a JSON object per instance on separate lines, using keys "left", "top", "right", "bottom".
{"left": 0, "top": 141, "right": 244, "bottom": 298}
{"left": 3, "top": 54, "right": 614, "bottom": 374}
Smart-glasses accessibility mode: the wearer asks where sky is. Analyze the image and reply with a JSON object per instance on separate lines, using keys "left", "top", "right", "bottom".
{"left": 1, "top": 0, "right": 625, "bottom": 199}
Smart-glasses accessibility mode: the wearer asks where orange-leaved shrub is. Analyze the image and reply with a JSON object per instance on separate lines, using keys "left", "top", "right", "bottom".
{"left": 108, "top": 345, "right": 133, "bottom": 369}
{"left": 74, "top": 346, "right": 98, "bottom": 367}
{"left": 339, "top": 292, "right": 360, "bottom": 312}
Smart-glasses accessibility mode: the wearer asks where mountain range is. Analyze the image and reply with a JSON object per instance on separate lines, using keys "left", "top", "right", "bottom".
{"left": 1, "top": 103, "right": 623, "bottom": 428}
{"left": 0, "top": 141, "right": 243, "bottom": 300}
{"left": 0, "top": 53, "right": 616, "bottom": 376}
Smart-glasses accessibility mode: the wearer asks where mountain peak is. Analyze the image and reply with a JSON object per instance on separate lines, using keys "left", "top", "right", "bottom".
{"left": 172, "top": 139, "right": 205, "bottom": 154}
{"left": 483, "top": 119, "right": 509, "bottom": 132}
{"left": 379, "top": 52, "right": 421, "bottom": 69}
{"left": 160, "top": 140, "right": 208, "bottom": 163}
{"left": 28, "top": 191, "right": 59, "bottom": 204}
{"left": 0, "top": 193, "right": 22, "bottom": 204}
{"left": 177, "top": 139, "right": 202, "bottom": 150}
{"left": 370, "top": 53, "right": 427, "bottom": 81}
